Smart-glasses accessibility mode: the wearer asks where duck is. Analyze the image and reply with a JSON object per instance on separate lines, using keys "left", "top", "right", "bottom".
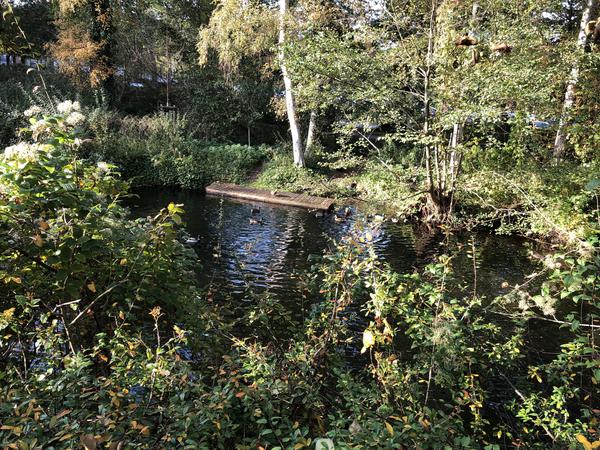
{"left": 185, "top": 235, "right": 199, "bottom": 245}
{"left": 343, "top": 207, "right": 352, "bottom": 217}
{"left": 314, "top": 211, "right": 325, "bottom": 218}
{"left": 333, "top": 215, "right": 345, "bottom": 223}
{"left": 251, "top": 206, "right": 260, "bottom": 214}
{"left": 249, "top": 217, "right": 262, "bottom": 225}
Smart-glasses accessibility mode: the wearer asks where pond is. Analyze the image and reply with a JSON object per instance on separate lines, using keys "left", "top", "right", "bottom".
{"left": 126, "top": 187, "right": 539, "bottom": 322}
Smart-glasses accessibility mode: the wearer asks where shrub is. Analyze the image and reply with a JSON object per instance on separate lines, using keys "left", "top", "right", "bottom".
{"left": 1, "top": 107, "right": 598, "bottom": 447}
{"left": 0, "top": 66, "right": 87, "bottom": 147}
{"left": 85, "top": 111, "right": 269, "bottom": 188}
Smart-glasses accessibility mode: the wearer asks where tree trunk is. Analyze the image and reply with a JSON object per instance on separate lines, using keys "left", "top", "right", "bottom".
{"left": 553, "top": 0, "right": 597, "bottom": 160}
{"left": 423, "top": 1, "right": 436, "bottom": 193}
{"left": 278, "top": 0, "right": 305, "bottom": 167}
{"left": 305, "top": 110, "right": 317, "bottom": 158}
{"left": 90, "top": 0, "right": 115, "bottom": 106}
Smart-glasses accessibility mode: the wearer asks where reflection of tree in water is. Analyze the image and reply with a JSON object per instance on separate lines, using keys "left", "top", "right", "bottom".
{"left": 127, "top": 189, "right": 538, "bottom": 328}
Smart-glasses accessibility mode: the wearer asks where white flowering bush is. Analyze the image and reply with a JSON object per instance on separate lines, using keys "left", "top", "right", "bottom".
{"left": 0, "top": 99, "right": 207, "bottom": 450}
{"left": 23, "top": 105, "right": 42, "bottom": 117}
{"left": 56, "top": 99, "right": 81, "bottom": 114}
{"left": 1, "top": 142, "right": 49, "bottom": 163}
{"left": 1, "top": 101, "right": 111, "bottom": 191}
{"left": 15, "top": 100, "right": 87, "bottom": 146}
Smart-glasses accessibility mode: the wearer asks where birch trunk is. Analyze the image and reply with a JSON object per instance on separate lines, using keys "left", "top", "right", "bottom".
{"left": 553, "top": 0, "right": 597, "bottom": 160}
{"left": 423, "top": 0, "right": 436, "bottom": 192}
{"left": 305, "top": 110, "right": 317, "bottom": 157}
{"left": 278, "top": 0, "right": 305, "bottom": 167}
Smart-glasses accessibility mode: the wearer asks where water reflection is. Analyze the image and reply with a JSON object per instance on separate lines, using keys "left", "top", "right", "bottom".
{"left": 126, "top": 188, "right": 536, "bottom": 309}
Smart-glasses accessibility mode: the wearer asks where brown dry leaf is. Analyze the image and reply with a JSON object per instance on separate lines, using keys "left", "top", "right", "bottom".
{"left": 81, "top": 434, "right": 98, "bottom": 450}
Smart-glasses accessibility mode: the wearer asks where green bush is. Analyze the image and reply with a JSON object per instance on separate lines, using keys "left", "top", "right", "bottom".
{"left": 1, "top": 109, "right": 598, "bottom": 448}
{"left": 85, "top": 111, "right": 269, "bottom": 188}
{"left": 459, "top": 162, "right": 600, "bottom": 241}
{"left": 253, "top": 153, "right": 353, "bottom": 198}
{"left": 0, "top": 66, "right": 87, "bottom": 147}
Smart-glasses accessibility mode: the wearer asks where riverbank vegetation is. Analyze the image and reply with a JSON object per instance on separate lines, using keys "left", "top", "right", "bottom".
{"left": 1, "top": 0, "right": 599, "bottom": 447}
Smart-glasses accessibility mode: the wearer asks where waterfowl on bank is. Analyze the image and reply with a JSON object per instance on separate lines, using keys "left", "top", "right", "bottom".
{"left": 185, "top": 236, "right": 199, "bottom": 245}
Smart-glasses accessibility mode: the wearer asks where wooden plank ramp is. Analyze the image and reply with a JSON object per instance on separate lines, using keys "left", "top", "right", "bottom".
{"left": 205, "top": 182, "right": 335, "bottom": 211}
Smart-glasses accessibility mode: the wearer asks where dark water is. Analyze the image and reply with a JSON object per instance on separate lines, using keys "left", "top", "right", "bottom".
{"left": 126, "top": 188, "right": 567, "bottom": 418}
{"left": 126, "top": 188, "right": 538, "bottom": 315}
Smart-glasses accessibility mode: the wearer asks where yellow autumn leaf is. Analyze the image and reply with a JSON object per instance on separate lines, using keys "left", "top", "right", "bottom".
{"left": 87, "top": 282, "right": 96, "bottom": 293}
{"left": 385, "top": 421, "right": 394, "bottom": 436}
{"left": 361, "top": 330, "right": 375, "bottom": 354}
{"left": 577, "top": 434, "right": 593, "bottom": 450}
{"left": 1, "top": 425, "right": 22, "bottom": 435}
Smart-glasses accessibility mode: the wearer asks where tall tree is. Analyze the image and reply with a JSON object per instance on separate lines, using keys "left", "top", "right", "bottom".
{"left": 197, "top": 0, "right": 331, "bottom": 166}
{"left": 0, "top": 0, "right": 55, "bottom": 64}
{"left": 553, "top": 0, "right": 598, "bottom": 160}
{"left": 278, "top": 0, "right": 304, "bottom": 166}
{"left": 50, "top": 0, "right": 116, "bottom": 105}
{"left": 287, "top": 0, "right": 568, "bottom": 221}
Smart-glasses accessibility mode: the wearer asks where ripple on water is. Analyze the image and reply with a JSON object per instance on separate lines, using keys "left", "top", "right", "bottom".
{"left": 127, "top": 188, "right": 537, "bottom": 320}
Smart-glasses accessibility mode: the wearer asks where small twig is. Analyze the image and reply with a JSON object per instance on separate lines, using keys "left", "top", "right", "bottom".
{"left": 500, "top": 373, "right": 556, "bottom": 442}
{"left": 68, "top": 279, "right": 128, "bottom": 326}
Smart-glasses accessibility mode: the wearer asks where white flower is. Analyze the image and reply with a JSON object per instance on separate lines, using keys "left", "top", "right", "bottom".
{"left": 66, "top": 111, "right": 85, "bottom": 126}
{"left": 30, "top": 120, "right": 50, "bottom": 139}
{"left": 517, "top": 298, "right": 530, "bottom": 311}
{"left": 56, "top": 100, "right": 81, "bottom": 114}
{"left": 541, "top": 302, "right": 556, "bottom": 317}
{"left": 3, "top": 142, "right": 42, "bottom": 162}
{"left": 97, "top": 161, "right": 110, "bottom": 173}
{"left": 24, "top": 105, "right": 42, "bottom": 117}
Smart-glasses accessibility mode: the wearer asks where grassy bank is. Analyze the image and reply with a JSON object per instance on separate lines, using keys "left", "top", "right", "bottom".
{"left": 252, "top": 151, "right": 599, "bottom": 243}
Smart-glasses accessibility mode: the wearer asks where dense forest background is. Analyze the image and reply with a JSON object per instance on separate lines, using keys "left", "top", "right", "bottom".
{"left": 0, "top": 0, "right": 599, "bottom": 448}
